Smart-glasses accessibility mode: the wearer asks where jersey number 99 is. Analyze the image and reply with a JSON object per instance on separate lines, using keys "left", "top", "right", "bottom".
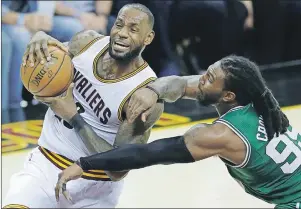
{"left": 266, "top": 127, "right": 301, "bottom": 174}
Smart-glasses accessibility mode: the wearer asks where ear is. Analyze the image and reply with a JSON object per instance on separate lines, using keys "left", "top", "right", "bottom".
{"left": 222, "top": 91, "right": 236, "bottom": 103}
{"left": 144, "top": 30, "right": 155, "bottom": 46}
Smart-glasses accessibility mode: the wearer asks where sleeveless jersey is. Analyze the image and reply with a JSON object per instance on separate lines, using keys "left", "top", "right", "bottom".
{"left": 39, "top": 36, "right": 157, "bottom": 160}
{"left": 215, "top": 104, "right": 301, "bottom": 205}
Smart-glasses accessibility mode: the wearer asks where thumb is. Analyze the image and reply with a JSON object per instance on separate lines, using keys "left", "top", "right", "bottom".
{"left": 48, "top": 39, "right": 68, "bottom": 53}
{"left": 34, "top": 95, "right": 56, "bottom": 104}
{"left": 141, "top": 108, "right": 152, "bottom": 122}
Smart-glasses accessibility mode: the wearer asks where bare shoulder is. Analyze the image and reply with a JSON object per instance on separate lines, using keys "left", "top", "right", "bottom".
{"left": 213, "top": 121, "right": 248, "bottom": 164}
{"left": 181, "top": 122, "right": 230, "bottom": 161}
{"left": 68, "top": 30, "right": 105, "bottom": 58}
{"left": 185, "top": 122, "right": 230, "bottom": 146}
{"left": 213, "top": 120, "right": 246, "bottom": 149}
{"left": 183, "top": 121, "right": 246, "bottom": 163}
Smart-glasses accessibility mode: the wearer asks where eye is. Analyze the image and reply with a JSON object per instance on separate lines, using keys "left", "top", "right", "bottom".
{"left": 115, "top": 22, "right": 122, "bottom": 27}
{"left": 207, "top": 73, "right": 214, "bottom": 83}
{"left": 131, "top": 28, "right": 139, "bottom": 32}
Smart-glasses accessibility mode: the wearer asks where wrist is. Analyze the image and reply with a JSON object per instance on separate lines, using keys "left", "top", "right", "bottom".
{"left": 68, "top": 113, "right": 81, "bottom": 126}
{"left": 76, "top": 157, "right": 90, "bottom": 171}
{"left": 145, "top": 86, "right": 160, "bottom": 100}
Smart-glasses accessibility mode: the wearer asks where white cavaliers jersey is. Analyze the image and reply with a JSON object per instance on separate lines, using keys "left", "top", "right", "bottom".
{"left": 39, "top": 36, "right": 157, "bottom": 160}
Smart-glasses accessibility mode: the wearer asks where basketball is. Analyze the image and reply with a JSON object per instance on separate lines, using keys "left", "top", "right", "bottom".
{"left": 20, "top": 45, "right": 74, "bottom": 97}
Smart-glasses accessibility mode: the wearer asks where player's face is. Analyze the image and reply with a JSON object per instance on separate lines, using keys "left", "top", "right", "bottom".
{"left": 109, "top": 7, "right": 154, "bottom": 62}
{"left": 197, "top": 61, "right": 228, "bottom": 106}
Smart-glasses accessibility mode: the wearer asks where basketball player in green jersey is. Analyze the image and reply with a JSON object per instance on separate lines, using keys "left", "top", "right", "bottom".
{"left": 53, "top": 55, "right": 300, "bottom": 208}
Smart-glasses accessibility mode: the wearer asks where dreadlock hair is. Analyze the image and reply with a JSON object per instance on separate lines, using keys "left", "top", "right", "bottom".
{"left": 220, "top": 55, "right": 289, "bottom": 140}
{"left": 121, "top": 3, "right": 155, "bottom": 30}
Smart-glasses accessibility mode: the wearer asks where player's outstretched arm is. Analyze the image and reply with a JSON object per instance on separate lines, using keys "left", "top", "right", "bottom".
{"left": 104, "top": 100, "right": 164, "bottom": 179}
{"left": 127, "top": 75, "right": 201, "bottom": 122}
{"left": 149, "top": 75, "right": 202, "bottom": 101}
{"left": 77, "top": 122, "right": 229, "bottom": 171}
{"left": 55, "top": 122, "right": 231, "bottom": 201}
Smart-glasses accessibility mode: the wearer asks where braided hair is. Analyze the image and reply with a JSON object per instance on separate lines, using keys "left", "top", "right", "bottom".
{"left": 220, "top": 55, "right": 289, "bottom": 140}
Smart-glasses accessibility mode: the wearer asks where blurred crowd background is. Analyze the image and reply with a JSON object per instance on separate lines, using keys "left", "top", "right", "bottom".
{"left": 2, "top": 0, "right": 301, "bottom": 111}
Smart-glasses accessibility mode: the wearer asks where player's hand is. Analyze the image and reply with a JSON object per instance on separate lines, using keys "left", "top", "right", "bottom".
{"left": 55, "top": 162, "right": 83, "bottom": 203}
{"left": 34, "top": 83, "right": 78, "bottom": 122}
{"left": 127, "top": 87, "right": 159, "bottom": 123}
{"left": 22, "top": 31, "right": 68, "bottom": 67}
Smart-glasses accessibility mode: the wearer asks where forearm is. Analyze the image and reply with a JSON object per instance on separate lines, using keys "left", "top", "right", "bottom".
{"left": 69, "top": 114, "right": 113, "bottom": 154}
{"left": 69, "top": 113, "right": 153, "bottom": 153}
{"left": 148, "top": 75, "right": 201, "bottom": 102}
{"left": 78, "top": 136, "right": 195, "bottom": 171}
{"left": 69, "top": 113, "right": 128, "bottom": 180}
{"left": 147, "top": 76, "right": 186, "bottom": 102}
{"left": 147, "top": 76, "right": 188, "bottom": 102}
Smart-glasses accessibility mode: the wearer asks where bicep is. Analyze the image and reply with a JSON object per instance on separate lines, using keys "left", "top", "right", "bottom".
{"left": 68, "top": 30, "right": 105, "bottom": 58}
{"left": 184, "top": 123, "right": 228, "bottom": 161}
{"left": 181, "top": 75, "right": 201, "bottom": 100}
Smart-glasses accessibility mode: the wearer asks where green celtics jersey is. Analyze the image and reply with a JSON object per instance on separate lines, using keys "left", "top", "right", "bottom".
{"left": 215, "top": 104, "right": 301, "bottom": 205}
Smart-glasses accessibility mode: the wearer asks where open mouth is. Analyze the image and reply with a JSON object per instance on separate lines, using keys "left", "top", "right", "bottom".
{"left": 113, "top": 41, "right": 130, "bottom": 51}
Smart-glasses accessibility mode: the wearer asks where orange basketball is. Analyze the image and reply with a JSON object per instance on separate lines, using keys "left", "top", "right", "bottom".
{"left": 21, "top": 45, "right": 74, "bottom": 97}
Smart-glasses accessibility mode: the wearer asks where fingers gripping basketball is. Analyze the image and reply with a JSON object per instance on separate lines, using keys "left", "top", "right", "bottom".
{"left": 20, "top": 46, "right": 74, "bottom": 97}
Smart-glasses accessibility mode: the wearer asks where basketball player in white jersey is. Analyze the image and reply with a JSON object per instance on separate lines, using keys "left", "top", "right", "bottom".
{"left": 3, "top": 3, "right": 164, "bottom": 208}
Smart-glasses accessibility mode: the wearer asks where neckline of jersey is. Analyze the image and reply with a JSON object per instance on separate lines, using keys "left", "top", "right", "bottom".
{"left": 219, "top": 105, "right": 248, "bottom": 119}
{"left": 92, "top": 43, "right": 149, "bottom": 84}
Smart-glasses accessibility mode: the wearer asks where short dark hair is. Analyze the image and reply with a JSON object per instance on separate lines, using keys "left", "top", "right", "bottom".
{"left": 121, "top": 3, "right": 155, "bottom": 29}
{"left": 220, "top": 55, "right": 289, "bottom": 140}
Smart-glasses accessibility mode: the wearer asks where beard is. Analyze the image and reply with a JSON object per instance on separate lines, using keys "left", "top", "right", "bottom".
{"left": 108, "top": 41, "right": 143, "bottom": 63}
{"left": 197, "top": 91, "right": 222, "bottom": 106}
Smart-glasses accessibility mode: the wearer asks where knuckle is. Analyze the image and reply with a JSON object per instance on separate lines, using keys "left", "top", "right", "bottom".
{"left": 42, "top": 45, "right": 48, "bottom": 50}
